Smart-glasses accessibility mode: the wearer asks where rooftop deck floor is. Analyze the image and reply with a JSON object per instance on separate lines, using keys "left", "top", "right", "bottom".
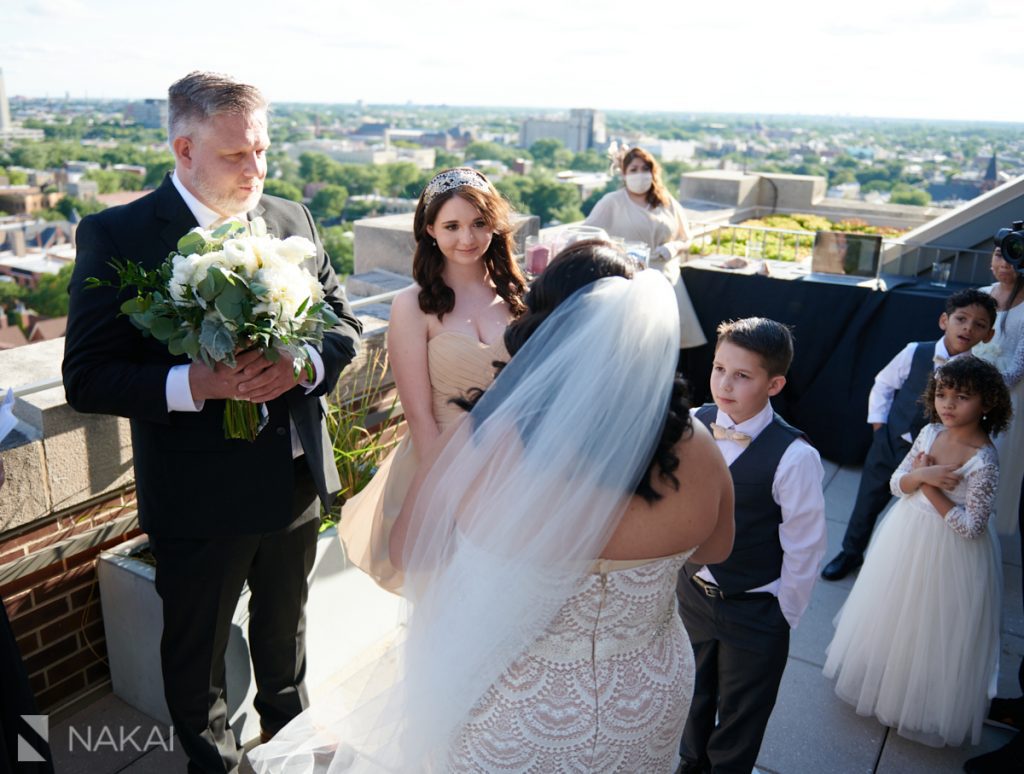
{"left": 49, "top": 459, "right": 1021, "bottom": 773}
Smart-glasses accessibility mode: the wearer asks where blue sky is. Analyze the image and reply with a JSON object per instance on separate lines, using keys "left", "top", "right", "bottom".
{"left": 4, "top": 0, "right": 1023, "bottom": 122}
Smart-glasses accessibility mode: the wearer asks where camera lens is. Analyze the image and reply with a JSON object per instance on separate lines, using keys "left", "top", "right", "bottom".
{"left": 1001, "top": 233, "right": 1024, "bottom": 266}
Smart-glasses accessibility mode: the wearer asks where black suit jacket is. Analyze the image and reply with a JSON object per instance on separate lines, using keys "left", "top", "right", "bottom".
{"left": 63, "top": 176, "right": 362, "bottom": 538}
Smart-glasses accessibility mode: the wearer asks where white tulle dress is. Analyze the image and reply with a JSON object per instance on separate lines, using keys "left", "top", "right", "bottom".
{"left": 823, "top": 423, "right": 1002, "bottom": 747}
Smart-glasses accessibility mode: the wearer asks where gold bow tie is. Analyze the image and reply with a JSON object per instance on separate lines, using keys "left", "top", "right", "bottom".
{"left": 710, "top": 422, "right": 752, "bottom": 447}
{"left": 933, "top": 354, "right": 948, "bottom": 366}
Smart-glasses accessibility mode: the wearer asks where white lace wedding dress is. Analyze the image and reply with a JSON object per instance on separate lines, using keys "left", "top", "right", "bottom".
{"left": 447, "top": 551, "right": 695, "bottom": 773}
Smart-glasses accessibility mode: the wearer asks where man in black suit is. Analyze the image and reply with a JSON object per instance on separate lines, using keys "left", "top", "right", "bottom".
{"left": 63, "top": 71, "right": 361, "bottom": 773}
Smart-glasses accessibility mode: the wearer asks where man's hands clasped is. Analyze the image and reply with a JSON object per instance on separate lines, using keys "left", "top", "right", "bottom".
{"left": 189, "top": 349, "right": 302, "bottom": 404}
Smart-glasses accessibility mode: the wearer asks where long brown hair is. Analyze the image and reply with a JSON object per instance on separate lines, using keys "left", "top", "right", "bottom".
{"left": 412, "top": 179, "right": 527, "bottom": 320}
{"left": 622, "top": 147, "right": 670, "bottom": 210}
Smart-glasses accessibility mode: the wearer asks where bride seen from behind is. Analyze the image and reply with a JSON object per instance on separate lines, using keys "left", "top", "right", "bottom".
{"left": 251, "top": 240, "right": 733, "bottom": 772}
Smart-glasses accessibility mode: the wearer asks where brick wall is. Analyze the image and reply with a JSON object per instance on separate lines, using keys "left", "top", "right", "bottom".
{"left": 0, "top": 491, "right": 140, "bottom": 714}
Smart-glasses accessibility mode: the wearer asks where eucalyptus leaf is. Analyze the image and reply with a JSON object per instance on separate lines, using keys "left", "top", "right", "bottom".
{"left": 167, "top": 332, "right": 186, "bottom": 356}
{"left": 211, "top": 221, "right": 246, "bottom": 240}
{"left": 215, "top": 293, "right": 243, "bottom": 321}
{"left": 182, "top": 330, "right": 200, "bottom": 357}
{"left": 150, "top": 316, "right": 176, "bottom": 342}
{"left": 177, "top": 231, "right": 206, "bottom": 255}
{"left": 197, "top": 272, "right": 217, "bottom": 301}
{"left": 120, "top": 298, "right": 143, "bottom": 315}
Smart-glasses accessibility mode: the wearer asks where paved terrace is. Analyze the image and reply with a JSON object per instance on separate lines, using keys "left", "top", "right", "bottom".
{"left": 47, "top": 457, "right": 1021, "bottom": 774}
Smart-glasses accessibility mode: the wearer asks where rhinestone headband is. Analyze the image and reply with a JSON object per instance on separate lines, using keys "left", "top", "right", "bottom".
{"left": 422, "top": 167, "right": 492, "bottom": 207}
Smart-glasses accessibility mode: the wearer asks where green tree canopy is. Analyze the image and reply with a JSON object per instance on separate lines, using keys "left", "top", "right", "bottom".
{"left": 25, "top": 263, "right": 74, "bottom": 318}
{"left": 263, "top": 179, "right": 303, "bottom": 202}
{"left": 464, "top": 141, "right": 522, "bottom": 166}
{"left": 570, "top": 149, "right": 608, "bottom": 172}
{"left": 889, "top": 185, "right": 931, "bottom": 206}
{"left": 529, "top": 139, "right": 573, "bottom": 169}
{"left": 320, "top": 225, "right": 355, "bottom": 277}
{"left": 310, "top": 184, "right": 350, "bottom": 222}
{"left": 0, "top": 280, "right": 26, "bottom": 307}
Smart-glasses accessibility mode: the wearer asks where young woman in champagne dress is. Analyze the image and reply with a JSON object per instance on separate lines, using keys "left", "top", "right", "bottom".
{"left": 338, "top": 168, "right": 527, "bottom": 592}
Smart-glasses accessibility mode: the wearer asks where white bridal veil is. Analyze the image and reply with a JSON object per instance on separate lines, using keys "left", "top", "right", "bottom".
{"left": 250, "top": 269, "right": 680, "bottom": 772}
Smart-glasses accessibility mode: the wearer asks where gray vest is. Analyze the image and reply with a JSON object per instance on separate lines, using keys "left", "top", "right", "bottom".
{"left": 695, "top": 404, "right": 804, "bottom": 594}
{"left": 885, "top": 341, "right": 936, "bottom": 446}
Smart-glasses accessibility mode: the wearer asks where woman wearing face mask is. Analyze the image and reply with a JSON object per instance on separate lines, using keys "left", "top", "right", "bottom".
{"left": 585, "top": 145, "right": 706, "bottom": 350}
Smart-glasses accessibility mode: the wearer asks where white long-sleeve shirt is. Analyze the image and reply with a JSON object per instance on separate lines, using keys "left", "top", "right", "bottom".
{"left": 694, "top": 402, "right": 827, "bottom": 629}
{"left": 866, "top": 339, "right": 950, "bottom": 442}
{"left": 165, "top": 172, "right": 324, "bottom": 456}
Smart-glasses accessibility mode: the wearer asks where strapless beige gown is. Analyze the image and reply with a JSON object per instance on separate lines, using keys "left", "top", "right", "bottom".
{"left": 338, "top": 331, "right": 507, "bottom": 592}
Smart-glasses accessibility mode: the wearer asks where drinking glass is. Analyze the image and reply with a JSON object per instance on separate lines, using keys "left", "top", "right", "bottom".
{"left": 930, "top": 261, "right": 951, "bottom": 287}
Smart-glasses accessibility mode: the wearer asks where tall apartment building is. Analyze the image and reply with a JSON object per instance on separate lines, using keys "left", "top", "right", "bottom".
{"left": 520, "top": 108, "right": 607, "bottom": 153}
{"left": 0, "top": 68, "right": 12, "bottom": 134}
{"left": 125, "top": 98, "right": 168, "bottom": 130}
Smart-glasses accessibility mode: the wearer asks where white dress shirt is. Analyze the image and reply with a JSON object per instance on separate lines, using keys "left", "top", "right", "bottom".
{"left": 694, "top": 401, "right": 827, "bottom": 629}
{"left": 165, "top": 172, "right": 324, "bottom": 455}
{"left": 867, "top": 339, "right": 950, "bottom": 442}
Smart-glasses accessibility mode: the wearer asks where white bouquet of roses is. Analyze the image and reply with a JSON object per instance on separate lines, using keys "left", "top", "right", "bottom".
{"left": 87, "top": 217, "right": 340, "bottom": 440}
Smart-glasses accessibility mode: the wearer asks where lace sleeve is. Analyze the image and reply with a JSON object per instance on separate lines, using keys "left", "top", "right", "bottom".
{"left": 889, "top": 424, "right": 932, "bottom": 497}
{"left": 943, "top": 452, "right": 999, "bottom": 540}
{"left": 1002, "top": 332, "right": 1024, "bottom": 388}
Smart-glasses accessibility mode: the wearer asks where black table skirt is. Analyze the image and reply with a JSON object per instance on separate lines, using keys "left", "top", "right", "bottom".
{"left": 679, "top": 267, "right": 952, "bottom": 465}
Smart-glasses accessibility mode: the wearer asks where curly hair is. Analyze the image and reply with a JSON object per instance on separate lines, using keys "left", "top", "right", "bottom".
{"left": 412, "top": 171, "right": 526, "bottom": 321}
{"left": 454, "top": 239, "right": 692, "bottom": 503}
{"left": 621, "top": 147, "right": 671, "bottom": 210}
{"left": 922, "top": 355, "right": 1012, "bottom": 435}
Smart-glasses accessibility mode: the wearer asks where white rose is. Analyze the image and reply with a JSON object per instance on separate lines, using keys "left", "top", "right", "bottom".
{"left": 253, "top": 263, "right": 317, "bottom": 322}
{"left": 170, "top": 253, "right": 198, "bottom": 302}
{"left": 189, "top": 250, "right": 230, "bottom": 289}
{"left": 222, "top": 239, "right": 259, "bottom": 276}
{"left": 275, "top": 236, "right": 317, "bottom": 265}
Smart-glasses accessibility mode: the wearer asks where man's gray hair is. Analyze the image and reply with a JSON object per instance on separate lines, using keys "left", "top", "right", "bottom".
{"left": 167, "top": 71, "right": 268, "bottom": 140}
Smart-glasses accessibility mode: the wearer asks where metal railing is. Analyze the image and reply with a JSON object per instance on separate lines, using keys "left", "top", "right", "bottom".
{"left": 8, "top": 287, "right": 406, "bottom": 399}
{"left": 689, "top": 222, "right": 815, "bottom": 262}
{"left": 688, "top": 221, "right": 992, "bottom": 282}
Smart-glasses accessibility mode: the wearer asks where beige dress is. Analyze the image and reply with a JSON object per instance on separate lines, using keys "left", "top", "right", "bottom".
{"left": 447, "top": 550, "right": 696, "bottom": 772}
{"left": 338, "top": 331, "right": 507, "bottom": 592}
{"left": 585, "top": 189, "right": 706, "bottom": 349}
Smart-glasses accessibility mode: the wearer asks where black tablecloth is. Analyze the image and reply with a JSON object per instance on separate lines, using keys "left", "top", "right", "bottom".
{"left": 679, "top": 267, "right": 954, "bottom": 464}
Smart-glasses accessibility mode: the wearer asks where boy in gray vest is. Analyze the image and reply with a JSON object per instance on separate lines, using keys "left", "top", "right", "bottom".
{"left": 821, "top": 288, "right": 997, "bottom": 581}
{"left": 679, "top": 317, "right": 826, "bottom": 774}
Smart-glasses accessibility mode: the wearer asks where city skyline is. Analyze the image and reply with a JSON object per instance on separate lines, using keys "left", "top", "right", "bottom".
{"left": 5, "top": 0, "right": 1023, "bottom": 123}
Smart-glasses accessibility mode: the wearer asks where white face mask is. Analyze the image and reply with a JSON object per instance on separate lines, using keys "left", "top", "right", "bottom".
{"left": 624, "top": 171, "right": 653, "bottom": 195}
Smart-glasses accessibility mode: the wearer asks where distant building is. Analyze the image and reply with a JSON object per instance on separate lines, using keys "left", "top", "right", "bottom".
{"left": 126, "top": 99, "right": 168, "bottom": 130}
{"left": 520, "top": 109, "right": 606, "bottom": 153}
{"left": 0, "top": 68, "right": 11, "bottom": 134}
{"left": 67, "top": 179, "right": 99, "bottom": 200}
{"left": 27, "top": 316, "right": 67, "bottom": 343}
{"left": 0, "top": 248, "right": 72, "bottom": 288}
{"left": 927, "top": 153, "right": 1009, "bottom": 203}
{"left": 288, "top": 139, "right": 435, "bottom": 170}
{"left": 0, "top": 309, "right": 29, "bottom": 351}
{"left": 0, "top": 69, "right": 43, "bottom": 141}
{"left": 511, "top": 158, "right": 533, "bottom": 176}
{"left": 555, "top": 170, "right": 612, "bottom": 199}
{"left": 0, "top": 186, "right": 64, "bottom": 215}
{"left": 637, "top": 139, "right": 697, "bottom": 163}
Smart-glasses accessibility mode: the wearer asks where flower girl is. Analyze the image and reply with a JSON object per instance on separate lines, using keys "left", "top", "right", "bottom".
{"left": 824, "top": 355, "right": 1012, "bottom": 747}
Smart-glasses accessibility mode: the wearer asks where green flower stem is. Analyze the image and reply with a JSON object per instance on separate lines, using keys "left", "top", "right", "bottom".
{"left": 224, "top": 398, "right": 260, "bottom": 441}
